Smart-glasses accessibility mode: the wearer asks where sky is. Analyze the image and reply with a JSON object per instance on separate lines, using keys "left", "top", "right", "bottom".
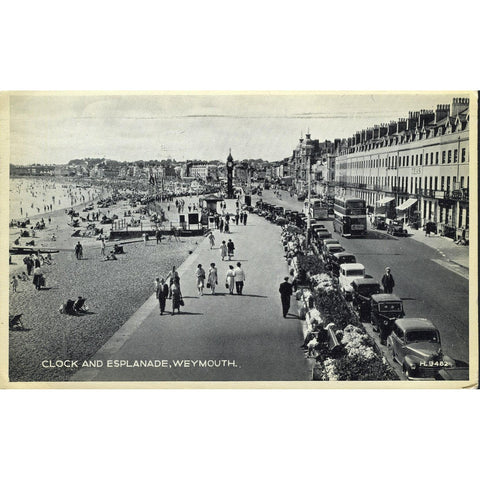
{"left": 9, "top": 92, "right": 460, "bottom": 165}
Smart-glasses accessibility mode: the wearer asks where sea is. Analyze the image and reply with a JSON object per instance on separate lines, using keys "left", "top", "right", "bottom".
{"left": 9, "top": 177, "right": 109, "bottom": 221}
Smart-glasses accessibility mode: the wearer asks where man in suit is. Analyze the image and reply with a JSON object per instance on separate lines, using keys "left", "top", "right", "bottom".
{"left": 156, "top": 277, "right": 169, "bottom": 315}
{"left": 381, "top": 267, "right": 395, "bottom": 294}
{"left": 279, "top": 277, "right": 293, "bottom": 318}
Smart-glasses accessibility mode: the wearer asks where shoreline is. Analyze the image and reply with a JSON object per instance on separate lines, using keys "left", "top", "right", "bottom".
{"left": 8, "top": 183, "right": 203, "bottom": 382}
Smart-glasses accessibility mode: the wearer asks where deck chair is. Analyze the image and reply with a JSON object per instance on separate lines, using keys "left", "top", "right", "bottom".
{"left": 63, "top": 299, "right": 76, "bottom": 315}
{"left": 73, "top": 297, "right": 87, "bottom": 313}
{"left": 9, "top": 314, "right": 24, "bottom": 330}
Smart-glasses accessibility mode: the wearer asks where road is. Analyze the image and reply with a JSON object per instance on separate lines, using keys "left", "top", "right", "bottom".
{"left": 259, "top": 189, "right": 470, "bottom": 364}
{"left": 73, "top": 198, "right": 311, "bottom": 382}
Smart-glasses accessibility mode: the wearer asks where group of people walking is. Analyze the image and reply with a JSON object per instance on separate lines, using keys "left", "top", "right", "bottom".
{"left": 196, "top": 262, "right": 245, "bottom": 296}
{"left": 155, "top": 266, "right": 183, "bottom": 316}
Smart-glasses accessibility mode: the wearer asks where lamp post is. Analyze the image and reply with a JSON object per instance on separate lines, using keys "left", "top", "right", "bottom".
{"left": 304, "top": 134, "right": 313, "bottom": 245}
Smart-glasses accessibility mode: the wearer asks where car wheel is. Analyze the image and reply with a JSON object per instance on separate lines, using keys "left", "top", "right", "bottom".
{"left": 402, "top": 364, "right": 411, "bottom": 378}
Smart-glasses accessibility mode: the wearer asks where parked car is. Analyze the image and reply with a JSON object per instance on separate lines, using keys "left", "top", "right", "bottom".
{"left": 338, "top": 263, "right": 366, "bottom": 299}
{"left": 351, "top": 278, "right": 382, "bottom": 321}
{"left": 370, "top": 294, "right": 405, "bottom": 344}
{"left": 387, "top": 318, "right": 455, "bottom": 379}
{"left": 372, "top": 214, "right": 387, "bottom": 230}
{"left": 387, "top": 220, "right": 408, "bottom": 236}
{"left": 297, "top": 193, "right": 306, "bottom": 201}
{"left": 329, "top": 252, "right": 357, "bottom": 276}
{"left": 322, "top": 243, "right": 345, "bottom": 263}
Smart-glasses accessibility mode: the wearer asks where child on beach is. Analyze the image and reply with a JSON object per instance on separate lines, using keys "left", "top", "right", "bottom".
{"left": 11, "top": 276, "right": 18, "bottom": 292}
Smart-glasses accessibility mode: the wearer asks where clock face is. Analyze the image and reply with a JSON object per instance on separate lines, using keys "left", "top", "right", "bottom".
{"left": 227, "top": 161, "right": 233, "bottom": 168}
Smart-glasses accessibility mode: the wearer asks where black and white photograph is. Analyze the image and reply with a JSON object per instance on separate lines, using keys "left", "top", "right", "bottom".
{"left": 2, "top": 91, "right": 476, "bottom": 387}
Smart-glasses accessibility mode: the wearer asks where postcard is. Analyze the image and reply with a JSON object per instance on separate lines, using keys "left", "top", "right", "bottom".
{"left": 0, "top": 91, "right": 477, "bottom": 388}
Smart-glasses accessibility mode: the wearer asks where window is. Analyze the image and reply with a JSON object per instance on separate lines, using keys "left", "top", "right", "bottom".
{"left": 434, "top": 177, "right": 438, "bottom": 190}
{"left": 406, "top": 155, "right": 409, "bottom": 166}
{"left": 442, "top": 151, "right": 446, "bottom": 163}
{"left": 429, "top": 177, "right": 433, "bottom": 190}
{"left": 425, "top": 153, "right": 429, "bottom": 164}
{"left": 415, "top": 154, "right": 418, "bottom": 166}
{"left": 436, "top": 152, "right": 439, "bottom": 164}
{"left": 441, "top": 176, "right": 445, "bottom": 190}
{"left": 461, "top": 148, "right": 466, "bottom": 162}
{"left": 453, "top": 149, "right": 458, "bottom": 163}
{"left": 460, "top": 176, "right": 464, "bottom": 188}
{"left": 447, "top": 177, "right": 451, "bottom": 192}
{"left": 447, "top": 150, "right": 452, "bottom": 163}
{"left": 420, "top": 153, "right": 423, "bottom": 165}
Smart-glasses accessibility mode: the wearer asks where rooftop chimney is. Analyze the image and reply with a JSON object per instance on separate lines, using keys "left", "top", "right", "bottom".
{"left": 435, "top": 104, "right": 450, "bottom": 123}
{"left": 451, "top": 97, "right": 469, "bottom": 117}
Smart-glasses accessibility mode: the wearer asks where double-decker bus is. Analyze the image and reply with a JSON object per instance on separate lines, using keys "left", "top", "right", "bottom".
{"left": 303, "top": 199, "right": 329, "bottom": 220}
{"left": 333, "top": 197, "right": 367, "bottom": 236}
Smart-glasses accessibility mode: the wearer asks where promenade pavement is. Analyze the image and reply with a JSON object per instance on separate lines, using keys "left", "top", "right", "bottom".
{"left": 72, "top": 198, "right": 311, "bottom": 382}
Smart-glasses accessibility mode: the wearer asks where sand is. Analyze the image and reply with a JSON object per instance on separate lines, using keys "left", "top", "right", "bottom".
{"left": 8, "top": 180, "right": 202, "bottom": 382}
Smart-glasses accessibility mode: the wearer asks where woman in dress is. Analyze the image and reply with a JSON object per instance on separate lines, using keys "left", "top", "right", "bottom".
{"left": 196, "top": 263, "right": 206, "bottom": 296}
{"left": 220, "top": 240, "right": 228, "bottom": 261}
{"left": 32, "top": 265, "right": 44, "bottom": 290}
{"left": 207, "top": 263, "right": 218, "bottom": 295}
{"left": 226, "top": 265, "right": 235, "bottom": 295}
{"left": 170, "top": 280, "right": 182, "bottom": 315}
{"left": 208, "top": 231, "right": 215, "bottom": 249}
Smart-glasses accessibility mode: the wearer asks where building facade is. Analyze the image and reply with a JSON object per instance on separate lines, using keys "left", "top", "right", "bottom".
{"left": 334, "top": 98, "right": 470, "bottom": 239}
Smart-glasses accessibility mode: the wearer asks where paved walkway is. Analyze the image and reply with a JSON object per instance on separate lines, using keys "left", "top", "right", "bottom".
{"left": 72, "top": 199, "right": 310, "bottom": 382}
{"left": 406, "top": 226, "right": 469, "bottom": 270}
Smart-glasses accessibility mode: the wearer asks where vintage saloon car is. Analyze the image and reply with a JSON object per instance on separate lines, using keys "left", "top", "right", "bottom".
{"left": 387, "top": 318, "right": 455, "bottom": 379}
{"left": 370, "top": 294, "right": 404, "bottom": 344}
{"left": 387, "top": 219, "right": 408, "bottom": 236}
{"left": 351, "top": 278, "right": 382, "bottom": 321}
{"left": 329, "top": 252, "right": 357, "bottom": 276}
{"left": 338, "top": 263, "right": 366, "bottom": 299}
{"left": 322, "top": 243, "right": 345, "bottom": 263}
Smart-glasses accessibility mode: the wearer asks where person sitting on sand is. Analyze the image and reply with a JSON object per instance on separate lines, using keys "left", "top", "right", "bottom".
{"left": 104, "top": 251, "right": 117, "bottom": 261}
{"left": 73, "top": 296, "right": 88, "bottom": 313}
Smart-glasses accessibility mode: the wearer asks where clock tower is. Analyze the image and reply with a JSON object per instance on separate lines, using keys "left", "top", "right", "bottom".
{"left": 226, "top": 148, "right": 234, "bottom": 199}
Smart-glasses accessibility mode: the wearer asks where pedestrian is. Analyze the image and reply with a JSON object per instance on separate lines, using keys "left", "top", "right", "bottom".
{"left": 169, "top": 266, "right": 180, "bottom": 298}
{"left": 170, "top": 280, "right": 182, "bottom": 315}
{"left": 75, "top": 241, "right": 83, "bottom": 260}
{"left": 220, "top": 240, "right": 228, "bottom": 261}
{"left": 101, "top": 238, "right": 106, "bottom": 256}
{"left": 196, "top": 263, "right": 206, "bottom": 296}
{"left": 381, "top": 267, "right": 395, "bottom": 294}
{"left": 208, "top": 231, "right": 215, "bottom": 249}
{"left": 156, "top": 229, "right": 162, "bottom": 244}
{"left": 219, "top": 218, "right": 224, "bottom": 233}
{"left": 243, "top": 212, "right": 248, "bottom": 226}
{"left": 207, "top": 263, "right": 218, "bottom": 295}
{"left": 156, "top": 277, "right": 169, "bottom": 315}
{"left": 226, "top": 265, "right": 235, "bottom": 295}
{"left": 233, "top": 262, "right": 245, "bottom": 295}
{"left": 23, "top": 255, "right": 34, "bottom": 275}
{"left": 11, "top": 275, "right": 18, "bottom": 293}
{"left": 279, "top": 276, "right": 293, "bottom": 318}
{"left": 32, "top": 265, "right": 44, "bottom": 290}
{"left": 227, "top": 239, "right": 235, "bottom": 260}
{"left": 224, "top": 221, "right": 230, "bottom": 233}
{"left": 235, "top": 213, "right": 239, "bottom": 225}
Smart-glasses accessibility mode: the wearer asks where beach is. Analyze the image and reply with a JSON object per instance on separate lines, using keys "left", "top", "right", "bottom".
{"left": 8, "top": 178, "right": 202, "bottom": 381}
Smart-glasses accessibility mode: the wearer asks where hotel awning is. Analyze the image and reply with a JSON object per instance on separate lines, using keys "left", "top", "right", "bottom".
{"left": 376, "top": 196, "right": 395, "bottom": 205}
{"left": 396, "top": 198, "right": 417, "bottom": 211}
